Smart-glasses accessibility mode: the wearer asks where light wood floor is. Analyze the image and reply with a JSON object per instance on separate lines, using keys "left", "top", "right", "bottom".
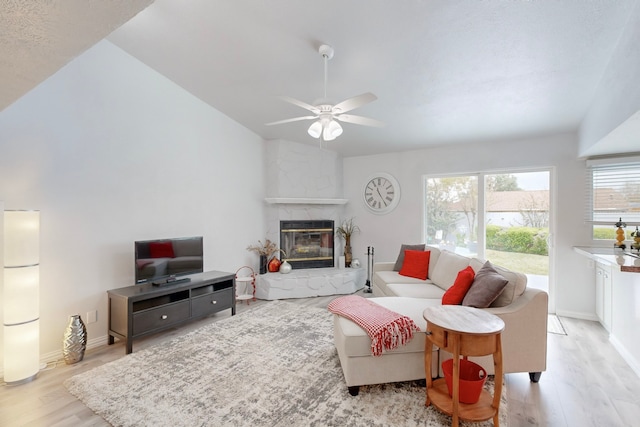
{"left": 1, "top": 291, "right": 639, "bottom": 427}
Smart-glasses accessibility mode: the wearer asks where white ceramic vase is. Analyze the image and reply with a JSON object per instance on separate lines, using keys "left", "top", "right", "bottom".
{"left": 279, "top": 260, "right": 292, "bottom": 274}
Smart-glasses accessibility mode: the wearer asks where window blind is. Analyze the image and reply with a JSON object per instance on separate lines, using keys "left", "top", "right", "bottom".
{"left": 586, "top": 156, "right": 640, "bottom": 226}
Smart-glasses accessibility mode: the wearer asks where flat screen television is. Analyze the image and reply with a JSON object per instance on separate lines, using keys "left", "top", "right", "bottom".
{"left": 134, "top": 236, "right": 204, "bottom": 285}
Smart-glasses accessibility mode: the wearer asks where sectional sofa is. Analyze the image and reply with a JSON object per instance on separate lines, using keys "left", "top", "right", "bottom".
{"left": 332, "top": 245, "right": 548, "bottom": 395}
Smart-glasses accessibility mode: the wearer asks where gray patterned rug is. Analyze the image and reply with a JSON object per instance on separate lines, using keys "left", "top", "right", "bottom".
{"left": 65, "top": 301, "right": 507, "bottom": 426}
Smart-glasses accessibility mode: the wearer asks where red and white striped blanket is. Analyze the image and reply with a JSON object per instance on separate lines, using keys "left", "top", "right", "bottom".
{"left": 328, "top": 295, "right": 420, "bottom": 356}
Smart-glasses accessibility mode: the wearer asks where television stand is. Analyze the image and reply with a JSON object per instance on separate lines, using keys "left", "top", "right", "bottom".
{"left": 152, "top": 277, "right": 191, "bottom": 287}
{"left": 108, "top": 270, "right": 235, "bottom": 354}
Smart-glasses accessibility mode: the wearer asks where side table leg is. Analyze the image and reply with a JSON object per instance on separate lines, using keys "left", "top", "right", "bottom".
{"left": 424, "top": 336, "right": 433, "bottom": 406}
{"left": 452, "top": 336, "right": 461, "bottom": 427}
{"left": 492, "top": 334, "right": 504, "bottom": 427}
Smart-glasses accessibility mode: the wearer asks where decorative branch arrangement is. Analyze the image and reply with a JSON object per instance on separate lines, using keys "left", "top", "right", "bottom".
{"left": 336, "top": 217, "right": 360, "bottom": 241}
{"left": 246, "top": 239, "right": 279, "bottom": 258}
{"left": 247, "top": 239, "right": 285, "bottom": 274}
{"left": 336, "top": 217, "right": 360, "bottom": 267}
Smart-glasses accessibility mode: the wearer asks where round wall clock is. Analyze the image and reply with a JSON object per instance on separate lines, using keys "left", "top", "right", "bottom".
{"left": 363, "top": 173, "right": 401, "bottom": 214}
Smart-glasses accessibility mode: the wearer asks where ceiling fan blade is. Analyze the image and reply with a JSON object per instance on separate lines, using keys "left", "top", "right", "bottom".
{"left": 280, "top": 96, "right": 320, "bottom": 114}
{"left": 265, "top": 116, "right": 317, "bottom": 126}
{"left": 332, "top": 92, "right": 378, "bottom": 114}
{"left": 335, "top": 114, "right": 385, "bottom": 127}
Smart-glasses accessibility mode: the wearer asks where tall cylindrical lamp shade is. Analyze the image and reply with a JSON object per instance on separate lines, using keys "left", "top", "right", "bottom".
{"left": 3, "top": 210, "right": 40, "bottom": 385}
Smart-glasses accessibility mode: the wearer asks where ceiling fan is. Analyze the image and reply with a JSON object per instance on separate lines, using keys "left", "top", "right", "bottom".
{"left": 265, "top": 44, "right": 384, "bottom": 142}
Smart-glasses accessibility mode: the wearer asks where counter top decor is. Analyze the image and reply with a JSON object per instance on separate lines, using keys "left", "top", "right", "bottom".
{"left": 574, "top": 246, "right": 640, "bottom": 273}
{"left": 631, "top": 227, "right": 640, "bottom": 253}
{"left": 614, "top": 218, "right": 627, "bottom": 250}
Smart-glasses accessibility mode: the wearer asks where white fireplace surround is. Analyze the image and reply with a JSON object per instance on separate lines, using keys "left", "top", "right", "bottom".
{"left": 264, "top": 139, "right": 348, "bottom": 265}
{"left": 256, "top": 267, "right": 366, "bottom": 300}
{"left": 261, "top": 140, "right": 357, "bottom": 298}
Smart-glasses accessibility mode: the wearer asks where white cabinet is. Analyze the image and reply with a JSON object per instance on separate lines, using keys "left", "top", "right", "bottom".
{"left": 595, "top": 262, "right": 612, "bottom": 332}
{"left": 574, "top": 247, "right": 640, "bottom": 378}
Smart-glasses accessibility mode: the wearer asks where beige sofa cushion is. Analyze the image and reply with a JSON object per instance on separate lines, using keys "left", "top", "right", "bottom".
{"left": 429, "top": 250, "right": 472, "bottom": 290}
{"left": 469, "top": 258, "right": 527, "bottom": 307}
{"left": 335, "top": 297, "right": 441, "bottom": 357}
{"left": 387, "top": 283, "right": 446, "bottom": 299}
{"left": 376, "top": 270, "right": 429, "bottom": 286}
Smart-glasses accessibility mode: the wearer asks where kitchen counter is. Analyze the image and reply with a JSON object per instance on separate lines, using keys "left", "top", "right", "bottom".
{"left": 573, "top": 246, "right": 640, "bottom": 378}
{"left": 574, "top": 246, "right": 640, "bottom": 273}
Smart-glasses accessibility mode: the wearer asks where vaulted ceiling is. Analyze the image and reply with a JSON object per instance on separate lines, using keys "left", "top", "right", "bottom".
{"left": 2, "top": 1, "right": 637, "bottom": 156}
{"left": 0, "top": 0, "right": 153, "bottom": 111}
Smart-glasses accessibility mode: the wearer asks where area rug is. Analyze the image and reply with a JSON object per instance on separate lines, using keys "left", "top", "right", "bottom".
{"left": 65, "top": 301, "right": 507, "bottom": 427}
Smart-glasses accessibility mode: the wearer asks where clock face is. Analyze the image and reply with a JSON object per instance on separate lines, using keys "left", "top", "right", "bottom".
{"left": 363, "top": 173, "right": 400, "bottom": 214}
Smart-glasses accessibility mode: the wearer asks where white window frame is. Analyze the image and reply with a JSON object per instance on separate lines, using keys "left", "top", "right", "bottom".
{"left": 586, "top": 156, "right": 640, "bottom": 238}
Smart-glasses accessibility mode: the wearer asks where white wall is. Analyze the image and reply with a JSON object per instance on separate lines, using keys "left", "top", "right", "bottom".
{"left": 0, "top": 41, "right": 266, "bottom": 364}
{"left": 343, "top": 133, "right": 595, "bottom": 318}
{"left": 579, "top": 1, "right": 640, "bottom": 156}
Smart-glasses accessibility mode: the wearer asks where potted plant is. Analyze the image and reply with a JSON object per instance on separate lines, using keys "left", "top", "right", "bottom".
{"left": 336, "top": 217, "right": 360, "bottom": 267}
{"left": 247, "top": 239, "right": 279, "bottom": 274}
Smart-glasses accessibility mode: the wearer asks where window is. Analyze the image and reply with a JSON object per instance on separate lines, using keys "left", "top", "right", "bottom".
{"left": 587, "top": 157, "right": 640, "bottom": 240}
{"left": 424, "top": 176, "right": 479, "bottom": 253}
{"left": 424, "top": 170, "right": 551, "bottom": 278}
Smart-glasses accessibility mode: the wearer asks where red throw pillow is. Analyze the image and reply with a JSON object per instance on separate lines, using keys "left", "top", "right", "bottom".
{"left": 149, "top": 241, "right": 175, "bottom": 258}
{"left": 398, "top": 250, "right": 431, "bottom": 280}
{"left": 442, "top": 266, "right": 476, "bottom": 305}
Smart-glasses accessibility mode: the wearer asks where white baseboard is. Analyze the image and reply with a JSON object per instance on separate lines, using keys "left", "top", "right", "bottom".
{"left": 609, "top": 335, "right": 640, "bottom": 379}
{"left": 554, "top": 309, "right": 598, "bottom": 321}
{"left": 0, "top": 335, "right": 112, "bottom": 377}
{"left": 1, "top": 335, "right": 110, "bottom": 378}
{"left": 40, "top": 334, "right": 110, "bottom": 366}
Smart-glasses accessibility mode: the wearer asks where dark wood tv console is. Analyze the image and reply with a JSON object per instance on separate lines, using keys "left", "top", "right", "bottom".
{"left": 107, "top": 270, "right": 236, "bottom": 354}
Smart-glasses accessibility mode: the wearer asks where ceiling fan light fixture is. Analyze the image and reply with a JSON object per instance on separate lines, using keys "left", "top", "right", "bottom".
{"left": 325, "top": 119, "right": 343, "bottom": 141}
{"left": 308, "top": 120, "right": 323, "bottom": 138}
{"left": 323, "top": 127, "right": 335, "bottom": 141}
{"left": 266, "top": 43, "right": 381, "bottom": 141}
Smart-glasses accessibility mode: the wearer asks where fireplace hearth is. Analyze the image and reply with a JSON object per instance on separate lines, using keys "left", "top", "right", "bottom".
{"left": 280, "top": 220, "right": 334, "bottom": 269}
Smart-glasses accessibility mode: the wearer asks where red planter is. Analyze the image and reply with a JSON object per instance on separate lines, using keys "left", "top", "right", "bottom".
{"left": 442, "top": 358, "right": 487, "bottom": 404}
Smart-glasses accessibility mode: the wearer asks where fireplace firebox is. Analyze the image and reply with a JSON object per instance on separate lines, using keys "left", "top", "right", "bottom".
{"left": 280, "top": 220, "right": 334, "bottom": 269}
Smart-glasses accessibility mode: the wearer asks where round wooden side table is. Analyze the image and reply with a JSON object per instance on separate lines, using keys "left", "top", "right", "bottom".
{"left": 423, "top": 305, "right": 505, "bottom": 427}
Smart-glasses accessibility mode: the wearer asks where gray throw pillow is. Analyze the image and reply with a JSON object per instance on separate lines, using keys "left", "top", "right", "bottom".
{"left": 393, "top": 244, "right": 426, "bottom": 271}
{"left": 462, "top": 261, "right": 509, "bottom": 308}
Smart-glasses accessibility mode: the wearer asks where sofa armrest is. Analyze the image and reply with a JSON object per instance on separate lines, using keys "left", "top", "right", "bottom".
{"left": 485, "top": 287, "right": 546, "bottom": 316}
{"left": 485, "top": 288, "right": 548, "bottom": 374}
{"left": 373, "top": 262, "right": 395, "bottom": 273}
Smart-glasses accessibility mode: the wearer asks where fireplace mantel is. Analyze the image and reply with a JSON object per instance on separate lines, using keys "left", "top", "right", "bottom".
{"left": 265, "top": 198, "right": 348, "bottom": 205}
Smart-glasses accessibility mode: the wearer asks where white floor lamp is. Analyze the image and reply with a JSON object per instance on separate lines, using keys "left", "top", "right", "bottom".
{"left": 3, "top": 209, "right": 40, "bottom": 385}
